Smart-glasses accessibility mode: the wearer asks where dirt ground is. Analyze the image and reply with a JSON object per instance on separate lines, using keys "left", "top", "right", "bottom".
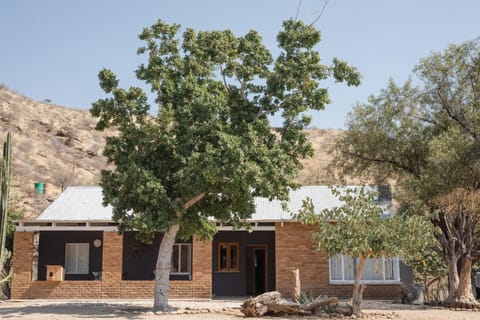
{"left": 0, "top": 299, "right": 479, "bottom": 320}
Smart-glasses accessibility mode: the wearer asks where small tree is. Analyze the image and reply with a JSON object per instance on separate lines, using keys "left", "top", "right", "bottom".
{"left": 91, "top": 19, "right": 360, "bottom": 311}
{"left": 407, "top": 244, "right": 447, "bottom": 303}
{"left": 296, "top": 187, "right": 430, "bottom": 316}
{"left": 397, "top": 202, "right": 447, "bottom": 304}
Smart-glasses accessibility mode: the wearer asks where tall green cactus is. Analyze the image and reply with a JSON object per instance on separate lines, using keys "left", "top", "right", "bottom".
{"left": 0, "top": 132, "right": 11, "bottom": 266}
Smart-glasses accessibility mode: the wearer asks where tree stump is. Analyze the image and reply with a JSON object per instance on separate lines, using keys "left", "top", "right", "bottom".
{"left": 292, "top": 268, "right": 301, "bottom": 299}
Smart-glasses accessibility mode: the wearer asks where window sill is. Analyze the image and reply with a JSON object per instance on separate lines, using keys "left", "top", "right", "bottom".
{"left": 170, "top": 274, "right": 192, "bottom": 281}
{"left": 329, "top": 280, "right": 401, "bottom": 285}
{"left": 65, "top": 273, "right": 89, "bottom": 275}
{"left": 215, "top": 270, "right": 240, "bottom": 273}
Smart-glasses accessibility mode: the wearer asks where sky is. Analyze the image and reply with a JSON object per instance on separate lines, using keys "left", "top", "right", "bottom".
{"left": 1, "top": 0, "right": 479, "bottom": 129}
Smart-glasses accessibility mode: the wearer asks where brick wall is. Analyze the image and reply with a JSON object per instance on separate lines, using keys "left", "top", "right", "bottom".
{"left": 101, "top": 232, "right": 123, "bottom": 298}
{"left": 275, "top": 222, "right": 401, "bottom": 299}
{"left": 13, "top": 224, "right": 400, "bottom": 300}
{"left": 11, "top": 231, "right": 212, "bottom": 299}
{"left": 11, "top": 232, "right": 34, "bottom": 298}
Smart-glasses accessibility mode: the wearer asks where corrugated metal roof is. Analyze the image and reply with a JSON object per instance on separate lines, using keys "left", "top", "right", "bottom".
{"left": 252, "top": 186, "right": 345, "bottom": 221}
{"left": 37, "top": 186, "right": 113, "bottom": 221}
{"left": 36, "top": 185, "right": 382, "bottom": 222}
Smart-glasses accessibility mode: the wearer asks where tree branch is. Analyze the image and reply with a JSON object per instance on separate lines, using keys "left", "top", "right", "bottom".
{"left": 409, "top": 112, "right": 448, "bottom": 132}
{"left": 343, "top": 151, "right": 420, "bottom": 178}
{"left": 183, "top": 192, "right": 206, "bottom": 210}
{"left": 295, "top": 0, "right": 302, "bottom": 21}
{"left": 219, "top": 65, "right": 229, "bottom": 93}
{"left": 437, "top": 87, "right": 478, "bottom": 140}
{"left": 308, "top": 0, "right": 329, "bottom": 26}
{"left": 256, "top": 101, "right": 285, "bottom": 119}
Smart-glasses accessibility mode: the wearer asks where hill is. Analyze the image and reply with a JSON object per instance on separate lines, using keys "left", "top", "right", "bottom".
{"left": 0, "top": 85, "right": 343, "bottom": 218}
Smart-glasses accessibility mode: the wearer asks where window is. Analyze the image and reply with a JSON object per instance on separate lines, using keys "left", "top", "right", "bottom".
{"left": 65, "top": 243, "right": 89, "bottom": 274}
{"left": 329, "top": 254, "right": 400, "bottom": 283}
{"left": 217, "top": 242, "right": 239, "bottom": 272}
{"left": 171, "top": 243, "right": 191, "bottom": 274}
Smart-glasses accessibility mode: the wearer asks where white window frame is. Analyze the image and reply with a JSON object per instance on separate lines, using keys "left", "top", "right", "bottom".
{"left": 65, "top": 243, "right": 89, "bottom": 274}
{"left": 329, "top": 254, "right": 400, "bottom": 284}
{"left": 170, "top": 243, "right": 192, "bottom": 275}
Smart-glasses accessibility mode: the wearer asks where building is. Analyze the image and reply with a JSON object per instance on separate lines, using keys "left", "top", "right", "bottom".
{"left": 11, "top": 186, "right": 409, "bottom": 299}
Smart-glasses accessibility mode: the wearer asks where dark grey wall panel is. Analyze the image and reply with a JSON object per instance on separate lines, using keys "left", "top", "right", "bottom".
{"left": 212, "top": 231, "right": 275, "bottom": 296}
{"left": 38, "top": 231, "right": 103, "bottom": 281}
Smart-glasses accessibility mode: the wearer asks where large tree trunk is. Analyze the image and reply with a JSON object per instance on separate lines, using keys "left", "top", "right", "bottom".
{"left": 446, "top": 253, "right": 459, "bottom": 300}
{"left": 152, "top": 193, "right": 205, "bottom": 312}
{"left": 153, "top": 223, "right": 180, "bottom": 312}
{"left": 352, "top": 255, "right": 367, "bottom": 317}
{"left": 444, "top": 257, "right": 478, "bottom": 308}
{"left": 433, "top": 205, "right": 480, "bottom": 309}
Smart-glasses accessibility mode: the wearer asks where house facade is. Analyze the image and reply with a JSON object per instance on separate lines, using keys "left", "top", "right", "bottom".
{"left": 12, "top": 186, "right": 409, "bottom": 299}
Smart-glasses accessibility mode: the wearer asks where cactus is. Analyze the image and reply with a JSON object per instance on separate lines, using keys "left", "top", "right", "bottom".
{"left": 0, "top": 132, "right": 11, "bottom": 268}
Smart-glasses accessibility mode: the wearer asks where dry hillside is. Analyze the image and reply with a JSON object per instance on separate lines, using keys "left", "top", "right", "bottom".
{"left": 0, "top": 85, "right": 110, "bottom": 217}
{"left": 0, "top": 85, "right": 344, "bottom": 218}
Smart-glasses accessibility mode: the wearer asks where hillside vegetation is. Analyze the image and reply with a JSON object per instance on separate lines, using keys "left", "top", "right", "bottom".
{"left": 0, "top": 85, "right": 344, "bottom": 217}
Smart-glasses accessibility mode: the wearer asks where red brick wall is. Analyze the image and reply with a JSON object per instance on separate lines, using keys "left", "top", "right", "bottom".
{"left": 275, "top": 222, "right": 401, "bottom": 299}
{"left": 12, "top": 231, "right": 212, "bottom": 299}
{"left": 13, "top": 224, "right": 400, "bottom": 300}
{"left": 11, "top": 232, "right": 34, "bottom": 298}
{"left": 101, "top": 232, "right": 123, "bottom": 298}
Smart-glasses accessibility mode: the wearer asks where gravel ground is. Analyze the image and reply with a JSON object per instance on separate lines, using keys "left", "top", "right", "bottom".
{"left": 0, "top": 299, "right": 479, "bottom": 319}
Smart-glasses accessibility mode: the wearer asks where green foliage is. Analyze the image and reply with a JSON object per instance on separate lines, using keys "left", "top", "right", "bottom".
{"left": 294, "top": 291, "right": 316, "bottom": 304}
{"left": 294, "top": 292, "right": 338, "bottom": 314}
{"left": 296, "top": 186, "right": 431, "bottom": 314}
{"left": 332, "top": 37, "right": 480, "bottom": 302}
{"left": 333, "top": 38, "right": 480, "bottom": 201}
{"left": 296, "top": 187, "right": 430, "bottom": 259}
{"left": 91, "top": 19, "right": 360, "bottom": 242}
{"left": 406, "top": 237, "right": 447, "bottom": 280}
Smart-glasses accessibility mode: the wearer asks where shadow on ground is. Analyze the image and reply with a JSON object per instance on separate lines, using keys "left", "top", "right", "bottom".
{"left": 0, "top": 302, "right": 153, "bottom": 319}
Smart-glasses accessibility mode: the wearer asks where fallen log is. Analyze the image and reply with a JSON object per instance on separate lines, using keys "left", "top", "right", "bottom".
{"left": 241, "top": 291, "right": 343, "bottom": 317}
{"left": 300, "top": 296, "right": 338, "bottom": 311}
{"left": 334, "top": 304, "right": 353, "bottom": 316}
{"left": 240, "top": 291, "right": 282, "bottom": 317}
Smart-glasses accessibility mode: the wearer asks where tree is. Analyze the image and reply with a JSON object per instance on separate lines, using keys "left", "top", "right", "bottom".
{"left": 332, "top": 38, "right": 480, "bottom": 308}
{"left": 91, "top": 19, "right": 360, "bottom": 311}
{"left": 406, "top": 241, "right": 447, "bottom": 303}
{"left": 296, "top": 187, "right": 430, "bottom": 316}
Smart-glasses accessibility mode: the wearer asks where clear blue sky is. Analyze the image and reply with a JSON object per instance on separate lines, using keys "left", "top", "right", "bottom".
{"left": 1, "top": 0, "right": 479, "bottom": 129}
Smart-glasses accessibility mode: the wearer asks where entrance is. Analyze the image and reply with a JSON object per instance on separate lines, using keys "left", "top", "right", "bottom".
{"left": 246, "top": 245, "right": 267, "bottom": 295}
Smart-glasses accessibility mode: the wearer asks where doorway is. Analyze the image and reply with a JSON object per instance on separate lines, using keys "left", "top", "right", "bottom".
{"left": 246, "top": 245, "right": 267, "bottom": 295}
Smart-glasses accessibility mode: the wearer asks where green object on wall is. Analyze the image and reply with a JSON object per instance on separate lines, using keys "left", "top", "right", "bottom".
{"left": 34, "top": 182, "right": 45, "bottom": 194}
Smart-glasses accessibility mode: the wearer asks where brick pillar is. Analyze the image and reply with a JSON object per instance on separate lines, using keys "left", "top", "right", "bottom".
{"left": 101, "top": 231, "right": 123, "bottom": 298}
{"left": 11, "top": 232, "right": 34, "bottom": 299}
{"left": 191, "top": 237, "right": 212, "bottom": 298}
{"left": 275, "top": 222, "right": 328, "bottom": 298}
